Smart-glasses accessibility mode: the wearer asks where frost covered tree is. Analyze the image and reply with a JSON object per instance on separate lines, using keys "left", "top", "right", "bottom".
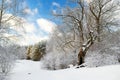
{"left": 0, "top": 0, "right": 26, "bottom": 45}
{"left": 88, "top": 0, "right": 120, "bottom": 42}
{"left": 0, "top": 0, "right": 26, "bottom": 80}
{"left": 0, "top": 44, "right": 26, "bottom": 80}
{"left": 0, "top": 46, "right": 14, "bottom": 80}
{"left": 54, "top": 0, "right": 120, "bottom": 65}
{"left": 6, "top": 44, "right": 26, "bottom": 59}
{"left": 84, "top": 30, "right": 120, "bottom": 67}
{"left": 42, "top": 28, "right": 78, "bottom": 69}
{"left": 50, "top": 0, "right": 120, "bottom": 66}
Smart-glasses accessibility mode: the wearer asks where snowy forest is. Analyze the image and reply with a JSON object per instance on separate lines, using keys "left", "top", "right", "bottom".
{"left": 0, "top": 0, "right": 120, "bottom": 80}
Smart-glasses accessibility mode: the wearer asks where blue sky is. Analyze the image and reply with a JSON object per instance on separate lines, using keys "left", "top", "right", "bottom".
{"left": 26, "top": 0, "right": 66, "bottom": 19}
{"left": 17, "top": 0, "right": 90, "bottom": 45}
{"left": 18, "top": 0, "right": 68, "bottom": 45}
{"left": 17, "top": 0, "right": 120, "bottom": 45}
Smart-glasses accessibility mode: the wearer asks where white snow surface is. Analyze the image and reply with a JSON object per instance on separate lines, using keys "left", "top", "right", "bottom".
{"left": 10, "top": 60, "right": 120, "bottom": 80}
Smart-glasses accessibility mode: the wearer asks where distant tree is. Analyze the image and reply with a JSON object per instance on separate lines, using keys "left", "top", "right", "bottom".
{"left": 6, "top": 44, "right": 26, "bottom": 59}
{"left": 26, "top": 40, "right": 46, "bottom": 61}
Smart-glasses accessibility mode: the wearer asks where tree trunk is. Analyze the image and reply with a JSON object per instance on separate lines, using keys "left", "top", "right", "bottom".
{"left": 96, "top": 19, "right": 101, "bottom": 42}
{"left": 0, "top": 0, "right": 4, "bottom": 28}
{"left": 77, "top": 32, "right": 95, "bottom": 65}
{"left": 78, "top": 48, "right": 86, "bottom": 65}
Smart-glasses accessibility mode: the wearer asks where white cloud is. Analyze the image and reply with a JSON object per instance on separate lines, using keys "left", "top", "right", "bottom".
{"left": 33, "top": 8, "right": 38, "bottom": 14}
{"left": 52, "top": 10, "right": 57, "bottom": 14}
{"left": 2, "top": 14, "right": 48, "bottom": 45}
{"left": 23, "top": 8, "right": 38, "bottom": 15}
{"left": 17, "top": 20, "right": 48, "bottom": 45}
{"left": 2, "top": 15, "right": 35, "bottom": 34}
{"left": 6, "top": 0, "right": 12, "bottom": 3}
{"left": 23, "top": 22, "right": 36, "bottom": 33}
{"left": 86, "top": 0, "right": 91, "bottom": 3}
{"left": 23, "top": 8, "right": 32, "bottom": 15}
{"left": 37, "top": 18, "right": 57, "bottom": 33}
{"left": 52, "top": 2, "right": 60, "bottom": 7}
{"left": 18, "top": 33, "right": 48, "bottom": 46}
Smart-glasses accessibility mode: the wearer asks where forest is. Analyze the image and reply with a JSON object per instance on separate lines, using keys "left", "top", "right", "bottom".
{"left": 0, "top": 0, "right": 120, "bottom": 80}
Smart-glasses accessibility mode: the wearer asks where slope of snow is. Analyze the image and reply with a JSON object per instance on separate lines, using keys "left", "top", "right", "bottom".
{"left": 10, "top": 60, "right": 120, "bottom": 80}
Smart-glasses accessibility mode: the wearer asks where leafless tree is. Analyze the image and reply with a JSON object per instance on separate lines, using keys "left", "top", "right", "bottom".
{"left": 0, "top": 0, "right": 26, "bottom": 80}
{"left": 0, "top": 0, "right": 26, "bottom": 44}
{"left": 0, "top": 44, "right": 27, "bottom": 80}
{"left": 53, "top": 0, "right": 120, "bottom": 65}
{"left": 0, "top": 46, "right": 13, "bottom": 80}
{"left": 89, "top": 0, "right": 120, "bottom": 42}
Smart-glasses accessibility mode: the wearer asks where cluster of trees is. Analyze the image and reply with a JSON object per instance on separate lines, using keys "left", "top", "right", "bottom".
{"left": 0, "top": 0, "right": 48, "bottom": 78}
{"left": 84, "top": 30, "right": 120, "bottom": 67}
{"left": 0, "top": 44, "right": 26, "bottom": 80}
{"left": 42, "top": 30, "right": 120, "bottom": 69}
{"left": 26, "top": 40, "right": 46, "bottom": 61}
{"left": 42, "top": 0, "right": 120, "bottom": 69}
{"left": 0, "top": 0, "right": 26, "bottom": 45}
{"left": 0, "top": 0, "right": 26, "bottom": 80}
{"left": 0, "top": 0, "right": 120, "bottom": 78}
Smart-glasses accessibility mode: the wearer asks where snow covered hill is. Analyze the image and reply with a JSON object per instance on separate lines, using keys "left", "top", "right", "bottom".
{"left": 10, "top": 60, "right": 120, "bottom": 80}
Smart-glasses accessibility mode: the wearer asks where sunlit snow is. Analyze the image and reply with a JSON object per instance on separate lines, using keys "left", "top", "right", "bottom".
{"left": 10, "top": 60, "right": 120, "bottom": 80}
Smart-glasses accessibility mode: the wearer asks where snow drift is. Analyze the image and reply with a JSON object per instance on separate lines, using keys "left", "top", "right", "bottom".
{"left": 10, "top": 60, "right": 120, "bottom": 80}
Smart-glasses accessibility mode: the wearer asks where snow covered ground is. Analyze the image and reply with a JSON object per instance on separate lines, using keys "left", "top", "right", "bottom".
{"left": 10, "top": 60, "right": 120, "bottom": 80}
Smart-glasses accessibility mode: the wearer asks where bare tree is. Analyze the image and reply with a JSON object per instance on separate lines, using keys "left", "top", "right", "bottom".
{"left": 53, "top": 0, "right": 120, "bottom": 65}
{"left": 89, "top": 0, "right": 120, "bottom": 42}
{"left": 0, "top": 44, "right": 27, "bottom": 80}
{"left": 0, "top": 0, "right": 26, "bottom": 44}
{"left": 0, "top": 0, "right": 26, "bottom": 80}
{"left": 0, "top": 46, "right": 13, "bottom": 80}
